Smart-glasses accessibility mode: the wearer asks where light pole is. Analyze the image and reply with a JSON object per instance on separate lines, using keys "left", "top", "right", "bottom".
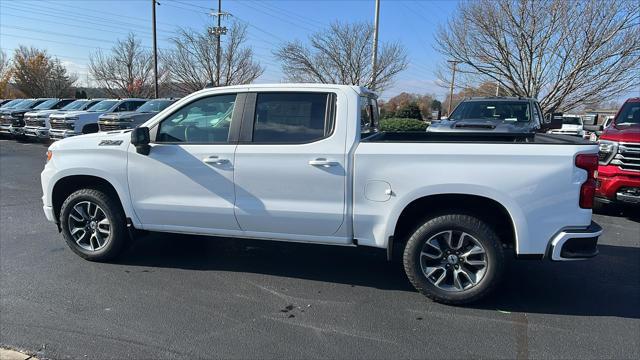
{"left": 151, "top": 0, "right": 159, "bottom": 98}
{"left": 447, "top": 60, "right": 459, "bottom": 115}
{"left": 370, "top": 0, "right": 380, "bottom": 90}
{"left": 208, "top": 0, "right": 229, "bottom": 87}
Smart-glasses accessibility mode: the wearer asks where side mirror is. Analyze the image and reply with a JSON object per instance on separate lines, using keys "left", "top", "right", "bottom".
{"left": 542, "top": 112, "right": 563, "bottom": 131}
{"left": 584, "top": 124, "right": 603, "bottom": 132}
{"left": 583, "top": 114, "right": 598, "bottom": 126}
{"left": 131, "top": 127, "right": 150, "bottom": 155}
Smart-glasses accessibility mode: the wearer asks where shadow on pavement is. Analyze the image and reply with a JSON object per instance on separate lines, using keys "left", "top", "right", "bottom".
{"left": 594, "top": 203, "right": 640, "bottom": 222}
{"left": 118, "top": 234, "right": 639, "bottom": 319}
{"left": 473, "top": 244, "right": 640, "bottom": 319}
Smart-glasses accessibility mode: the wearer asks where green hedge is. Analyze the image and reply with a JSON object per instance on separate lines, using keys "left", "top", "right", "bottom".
{"left": 380, "top": 118, "right": 428, "bottom": 132}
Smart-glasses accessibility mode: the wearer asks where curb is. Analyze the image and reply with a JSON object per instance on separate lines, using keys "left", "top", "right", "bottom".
{"left": 0, "top": 348, "right": 38, "bottom": 360}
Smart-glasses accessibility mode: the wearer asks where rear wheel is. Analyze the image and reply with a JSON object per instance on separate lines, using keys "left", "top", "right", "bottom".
{"left": 60, "top": 188, "right": 127, "bottom": 261}
{"left": 403, "top": 214, "right": 504, "bottom": 305}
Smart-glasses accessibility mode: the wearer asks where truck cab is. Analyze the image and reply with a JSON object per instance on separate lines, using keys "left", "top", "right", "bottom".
{"left": 49, "top": 99, "right": 147, "bottom": 141}
{"left": 427, "top": 97, "right": 557, "bottom": 133}
{"left": 98, "top": 98, "right": 177, "bottom": 132}
{"left": 24, "top": 99, "right": 104, "bottom": 140}
{"left": 547, "top": 114, "right": 585, "bottom": 138}
{"left": 0, "top": 98, "right": 50, "bottom": 136}
{"left": 595, "top": 98, "right": 640, "bottom": 206}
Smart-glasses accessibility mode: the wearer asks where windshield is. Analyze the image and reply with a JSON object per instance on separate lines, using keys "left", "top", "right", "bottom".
{"left": 615, "top": 102, "right": 640, "bottom": 125}
{"left": 62, "top": 100, "right": 89, "bottom": 111}
{"left": 33, "top": 99, "right": 58, "bottom": 110}
{"left": 136, "top": 99, "right": 174, "bottom": 113}
{"left": 450, "top": 101, "right": 531, "bottom": 122}
{"left": 1, "top": 99, "right": 24, "bottom": 109}
{"left": 562, "top": 116, "right": 582, "bottom": 125}
{"left": 87, "top": 100, "right": 117, "bottom": 112}
{"left": 14, "top": 100, "right": 38, "bottom": 109}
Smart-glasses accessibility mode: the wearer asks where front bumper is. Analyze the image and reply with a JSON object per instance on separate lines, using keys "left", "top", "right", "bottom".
{"left": 596, "top": 165, "right": 640, "bottom": 205}
{"left": 43, "top": 205, "right": 56, "bottom": 223}
{"left": 49, "top": 128, "right": 78, "bottom": 140}
{"left": 548, "top": 130, "right": 583, "bottom": 137}
{"left": 548, "top": 221, "right": 602, "bottom": 261}
{"left": 9, "top": 126, "right": 25, "bottom": 136}
{"left": 24, "top": 126, "right": 50, "bottom": 139}
{"left": 0, "top": 124, "right": 11, "bottom": 134}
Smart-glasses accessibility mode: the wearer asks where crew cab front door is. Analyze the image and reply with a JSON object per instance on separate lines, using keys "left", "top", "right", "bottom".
{"left": 127, "top": 92, "right": 244, "bottom": 235}
{"left": 233, "top": 91, "right": 348, "bottom": 242}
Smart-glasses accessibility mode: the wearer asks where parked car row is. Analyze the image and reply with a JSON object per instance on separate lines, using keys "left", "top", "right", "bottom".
{"left": 0, "top": 97, "right": 177, "bottom": 141}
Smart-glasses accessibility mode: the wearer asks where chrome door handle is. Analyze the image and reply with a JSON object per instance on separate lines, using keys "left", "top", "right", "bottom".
{"left": 308, "top": 158, "right": 339, "bottom": 167}
{"left": 203, "top": 156, "right": 229, "bottom": 165}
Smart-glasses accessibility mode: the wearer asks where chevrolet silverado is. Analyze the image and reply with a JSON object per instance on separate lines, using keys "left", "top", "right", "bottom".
{"left": 41, "top": 84, "right": 602, "bottom": 304}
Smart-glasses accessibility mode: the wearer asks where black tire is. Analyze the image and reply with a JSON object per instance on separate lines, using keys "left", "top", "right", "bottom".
{"left": 60, "top": 188, "right": 127, "bottom": 261}
{"left": 403, "top": 214, "right": 504, "bottom": 305}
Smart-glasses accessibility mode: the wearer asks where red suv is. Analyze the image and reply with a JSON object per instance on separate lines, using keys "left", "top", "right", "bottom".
{"left": 595, "top": 98, "right": 640, "bottom": 206}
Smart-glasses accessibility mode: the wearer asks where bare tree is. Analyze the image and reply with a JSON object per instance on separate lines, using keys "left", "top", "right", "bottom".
{"left": 435, "top": 0, "right": 640, "bottom": 112}
{"left": 89, "top": 33, "right": 161, "bottom": 98}
{"left": 46, "top": 59, "right": 78, "bottom": 97}
{"left": 274, "top": 22, "right": 408, "bottom": 92}
{"left": 11, "top": 46, "right": 77, "bottom": 97}
{"left": 163, "top": 22, "right": 264, "bottom": 95}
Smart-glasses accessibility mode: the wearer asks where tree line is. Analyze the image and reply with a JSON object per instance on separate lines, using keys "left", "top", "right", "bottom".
{"left": 1, "top": 0, "right": 637, "bottom": 114}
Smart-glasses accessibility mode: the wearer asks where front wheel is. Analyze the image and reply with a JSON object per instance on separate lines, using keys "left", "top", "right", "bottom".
{"left": 60, "top": 188, "right": 127, "bottom": 261}
{"left": 403, "top": 214, "right": 505, "bottom": 305}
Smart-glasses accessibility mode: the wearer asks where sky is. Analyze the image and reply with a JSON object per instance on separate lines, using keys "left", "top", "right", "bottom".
{"left": 0, "top": 0, "right": 459, "bottom": 99}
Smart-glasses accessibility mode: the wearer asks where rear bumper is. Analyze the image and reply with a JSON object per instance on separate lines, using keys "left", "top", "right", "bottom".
{"left": 548, "top": 221, "right": 602, "bottom": 261}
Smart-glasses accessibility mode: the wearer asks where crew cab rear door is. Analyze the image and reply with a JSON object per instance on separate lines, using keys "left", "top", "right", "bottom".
{"left": 233, "top": 90, "right": 349, "bottom": 242}
{"left": 127, "top": 92, "right": 245, "bottom": 234}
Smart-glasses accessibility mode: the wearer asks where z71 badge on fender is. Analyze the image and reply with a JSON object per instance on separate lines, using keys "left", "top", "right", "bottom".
{"left": 98, "top": 140, "right": 123, "bottom": 146}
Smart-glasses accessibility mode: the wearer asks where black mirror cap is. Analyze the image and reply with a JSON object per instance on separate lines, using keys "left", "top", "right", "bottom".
{"left": 542, "top": 112, "right": 563, "bottom": 130}
{"left": 584, "top": 124, "right": 603, "bottom": 132}
{"left": 131, "top": 127, "right": 150, "bottom": 155}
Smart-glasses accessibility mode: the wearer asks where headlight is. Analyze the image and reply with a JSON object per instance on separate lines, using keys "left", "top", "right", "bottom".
{"left": 598, "top": 140, "right": 618, "bottom": 164}
{"left": 64, "top": 117, "right": 78, "bottom": 123}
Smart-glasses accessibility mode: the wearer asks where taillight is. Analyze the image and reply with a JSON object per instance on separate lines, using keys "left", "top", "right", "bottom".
{"left": 576, "top": 153, "right": 598, "bottom": 209}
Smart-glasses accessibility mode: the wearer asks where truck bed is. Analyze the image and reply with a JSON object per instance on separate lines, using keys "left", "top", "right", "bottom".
{"left": 363, "top": 131, "right": 593, "bottom": 145}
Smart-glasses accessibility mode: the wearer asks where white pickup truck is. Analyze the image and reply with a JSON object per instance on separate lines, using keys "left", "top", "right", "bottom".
{"left": 41, "top": 84, "right": 602, "bottom": 304}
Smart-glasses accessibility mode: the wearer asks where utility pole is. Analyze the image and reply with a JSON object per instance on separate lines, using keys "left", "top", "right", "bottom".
{"left": 370, "top": 0, "right": 380, "bottom": 90}
{"left": 209, "top": 0, "right": 229, "bottom": 87}
{"left": 447, "top": 60, "right": 459, "bottom": 115}
{"left": 151, "top": 0, "right": 159, "bottom": 98}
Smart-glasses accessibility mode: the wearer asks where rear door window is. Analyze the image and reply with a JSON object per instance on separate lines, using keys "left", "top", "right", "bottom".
{"left": 252, "top": 92, "right": 333, "bottom": 144}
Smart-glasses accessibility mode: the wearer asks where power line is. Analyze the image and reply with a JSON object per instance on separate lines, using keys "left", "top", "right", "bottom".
{"left": 247, "top": 0, "right": 327, "bottom": 28}
{"left": 0, "top": 25, "right": 174, "bottom": 51}
{"left": 233, "top": 0, "right": 317, "bottom": 33}
{"left": 3, "top": 1, "right": 175, "bottom": 34}
{"left": 0, "top": 9, "right": 155, "bottom": 41}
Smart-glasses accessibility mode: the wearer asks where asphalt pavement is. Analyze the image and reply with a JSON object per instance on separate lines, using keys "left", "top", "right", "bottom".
{"left": 1, "top": 138, "right": 639, "bottom": 359}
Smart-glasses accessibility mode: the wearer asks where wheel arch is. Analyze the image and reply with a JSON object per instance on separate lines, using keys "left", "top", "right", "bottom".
{"left": 387, "top": 190, "right": 523, "bottom": 261}
{"left": 51, "top": 174, "right": 132, "bottom": 225}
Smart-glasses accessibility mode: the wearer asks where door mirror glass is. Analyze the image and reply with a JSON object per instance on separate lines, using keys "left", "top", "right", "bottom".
{"left": 131, "top": 127, "right": 150, "bottom": 155}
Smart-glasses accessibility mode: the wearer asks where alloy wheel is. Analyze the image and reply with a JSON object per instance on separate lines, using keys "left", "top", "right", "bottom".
{"left": 419, "top": 230, "right": 488, "bottom": 291}
{"left": 67, "top": 201, "right": 111, "bottom": 251}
